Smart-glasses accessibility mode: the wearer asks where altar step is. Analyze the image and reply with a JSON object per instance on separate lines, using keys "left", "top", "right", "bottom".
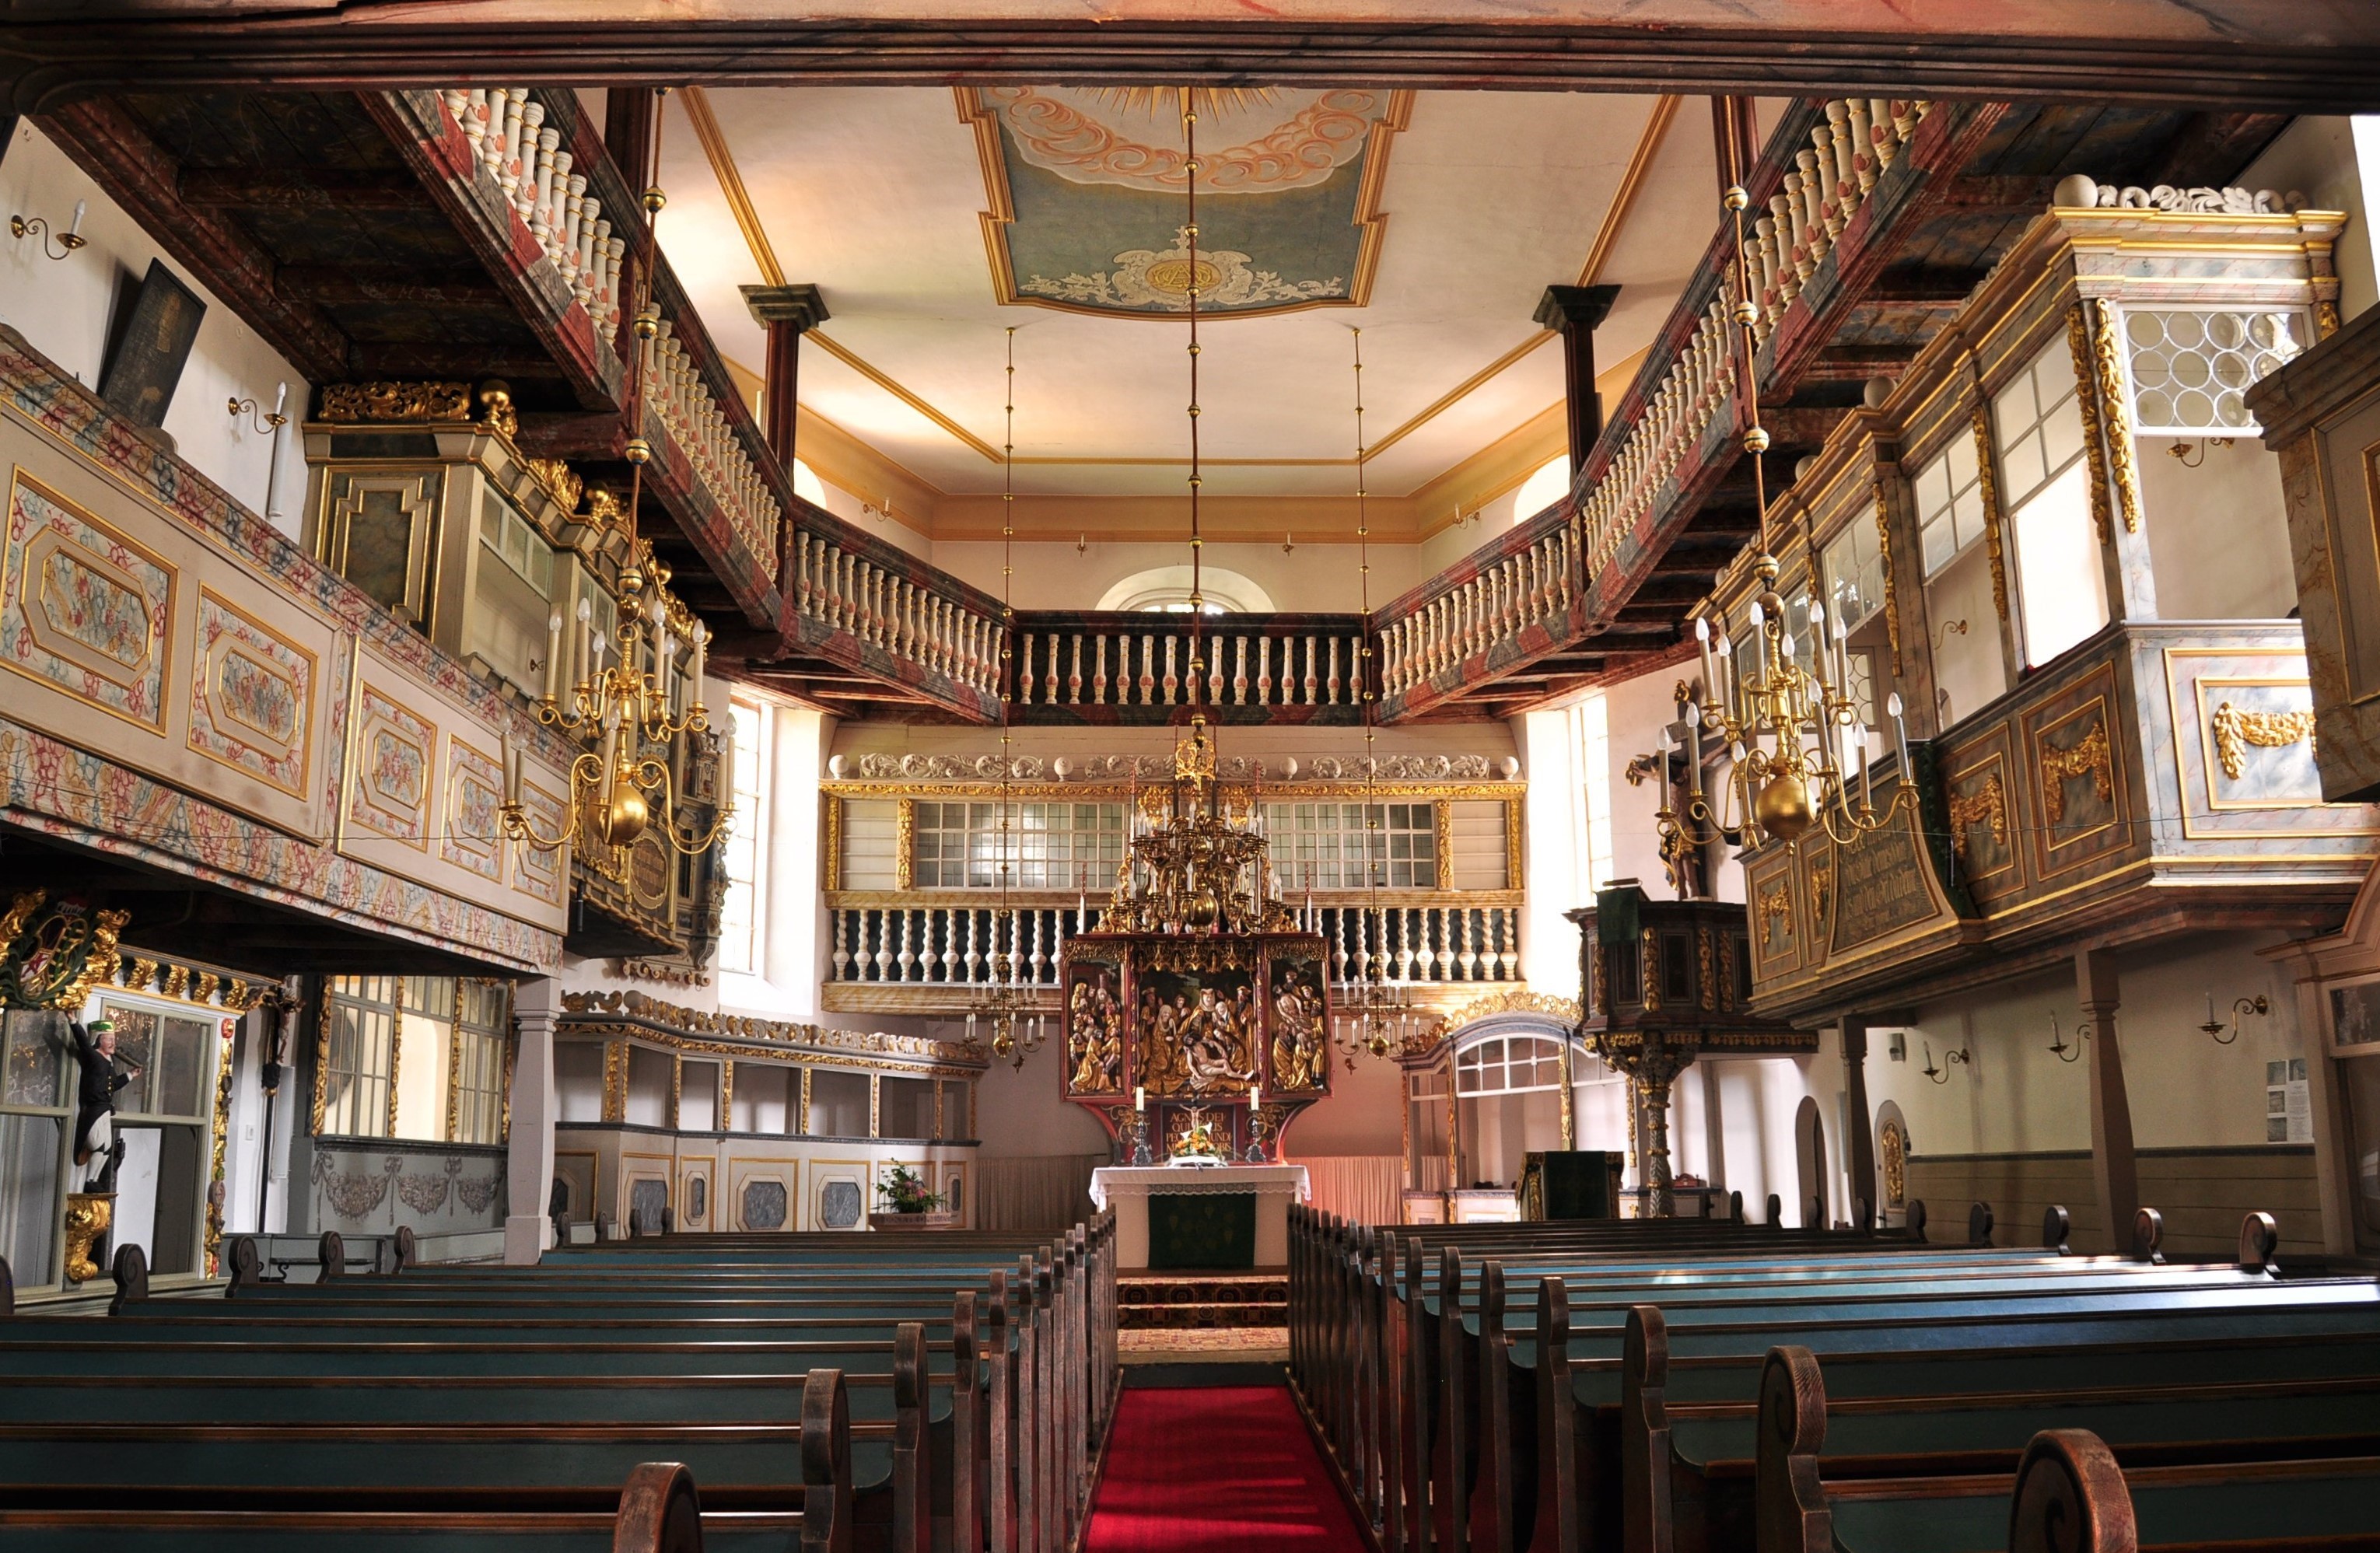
{"left": 1117, "top": 1271, "right": 1288, "bottom": 1330}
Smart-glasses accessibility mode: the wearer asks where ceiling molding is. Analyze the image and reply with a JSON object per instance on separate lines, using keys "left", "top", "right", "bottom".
{"left": 677, "top": 83, "right": 1686, "bottom": 502}
{"left": 958, "top": 86, "right": 1416, "bottom": 324}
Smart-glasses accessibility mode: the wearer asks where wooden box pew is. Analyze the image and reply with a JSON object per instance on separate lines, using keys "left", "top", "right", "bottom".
{"left": 1605, "top": 1303, "right": 2380, "bottom": 1553}
{"left": 0, "top": 1461, "right": 838, "bottom": 1553}
{"left": 1415, "top": 1247, "right": 2380, "bottom": 1553}
{"left": 1287, "top": 1209, "right": 1989, "bottom": 1521}
{"left": 0, "top": 1338, "right": 926, "bottom": 1546}
{"left": 0, "top": 1378, "right": 861, "bottom": 1548}
{"left": 1762, "top": 1365, "right": 2380, "bottom": 1553}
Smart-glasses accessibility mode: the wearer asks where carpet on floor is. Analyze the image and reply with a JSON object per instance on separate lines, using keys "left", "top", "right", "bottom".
{"left": 1085, "top": 1381, "right": 1368, "bottom": 1553}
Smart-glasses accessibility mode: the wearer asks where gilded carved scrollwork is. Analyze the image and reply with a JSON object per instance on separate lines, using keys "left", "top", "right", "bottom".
{"left": 318, "top": 381, "right": 474, "bottom": 422}
{"left": 2067, "top": 303, "right": 2118, "bottom": 547}
{"left": 1758, "top": 883, "right": 1794, "bottom": 942}
{"left": 1869, "top": 468, "right": 1903, "bottom": 674}
{"left": 2210, "top": 701, "right": 2317, "bottom": 781}
{"left": 1948, "top": 771, "right": 2011, "bottom": 861}
{"left": 1972, "top": 401, "right": 2011, "bottom": 618}
{"left": 2040, "top": 719, "right": 2115, "bottom": 824}
{"left": 2089, "top": 298, "right": 2144, "bottom": 534}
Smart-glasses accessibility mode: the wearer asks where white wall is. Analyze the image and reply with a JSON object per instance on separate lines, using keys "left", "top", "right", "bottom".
{"left": 2138, "top": 437, "right": 2298, "bottom": 621}
{"left": 2239, "top": 117, "right": 2378, "bottom": 324}
{"left": 925, "top": 538, "right": 1437, "bottom": 614}
{"left": 0, "top": 121, "right": 308, "bottom": 534}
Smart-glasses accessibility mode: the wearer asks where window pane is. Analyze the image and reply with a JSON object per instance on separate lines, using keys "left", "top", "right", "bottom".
{"left": 4, "top": 1010, "right": 65, "bottom": 1108}
{"left": 0, "top": 1112, "right": 61, "bottom": 1285}
{"left": 2011, "top": 463, "right": 2109, "bottom": 666}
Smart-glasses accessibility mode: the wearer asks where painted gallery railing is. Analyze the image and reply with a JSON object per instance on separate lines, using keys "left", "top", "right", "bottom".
{"left": 787, "top": 504, "right": 1008, "bottom": 719}
{"left": 1006, "top": 612, "right": 1370, "bottom": 724}
{"left": 826, "top": 901, "right": 1521, "bottom": 1009}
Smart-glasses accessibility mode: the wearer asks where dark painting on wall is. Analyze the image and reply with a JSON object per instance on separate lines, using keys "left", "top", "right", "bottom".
{"left": 99, "top": 260, "right": 205, "bottom": 429}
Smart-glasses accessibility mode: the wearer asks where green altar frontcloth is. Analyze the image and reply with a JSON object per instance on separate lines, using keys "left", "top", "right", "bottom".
{"left": 1147, "top": 1191, "right": 1258, "bottom": 1270}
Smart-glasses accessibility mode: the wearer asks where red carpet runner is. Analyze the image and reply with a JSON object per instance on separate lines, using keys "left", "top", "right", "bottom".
{"left": 1085, "top": 1383, "right": 1368, "bottom": 1553}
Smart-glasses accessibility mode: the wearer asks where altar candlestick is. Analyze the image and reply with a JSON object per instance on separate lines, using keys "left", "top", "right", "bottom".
{"left": 1134, "top": 1086, "right": 1146, "bottom": 1114}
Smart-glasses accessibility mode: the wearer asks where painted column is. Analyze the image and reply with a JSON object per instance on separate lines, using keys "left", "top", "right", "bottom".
{"left": 2077, "top": 947, "right": 2139, "bottom": 1250}
{"left": 740, "top": 283, "right": 831, "bottom": 470}
{"left": 1840, "top": 1016, "right": 1876, "bottom": 1228}
{"left": 504, "top": 976, "right": 560, "bottom": 1264}
{"left": 1533, "top": 283, "right": 1623, "bottom": 477}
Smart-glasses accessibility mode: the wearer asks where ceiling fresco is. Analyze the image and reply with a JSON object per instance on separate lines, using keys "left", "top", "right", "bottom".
{"left": 968, "top": 86, "right": 1412, "bottom": 319}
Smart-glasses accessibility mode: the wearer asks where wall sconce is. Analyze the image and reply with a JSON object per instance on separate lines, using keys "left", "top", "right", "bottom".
{"left": 1920, "top": 1041, "right": 1972, "bottom": 1085}
{"left": 2200, "top": 992, "right": 2270, "bottom": 1045}
{"left": 1076, "top": 534, "right": 1087, "bottom": 553}
{"left": 1282, "top": 532, "right": 1295, "bottom": 555}
{"left": 10, "top": 200, "right": 86, "bottom": 260}
{"left": 229, "top": 387, "right": 289, "bottom": 435}
{"left": 2167, "top": 437, "right": 2235, "bottom": 468}
{"left": 1934, "top": 619, "right": 1969, "bottom": 648}
{"left": 2046, "top": 1011, "right": 2091, "bottom": 1065}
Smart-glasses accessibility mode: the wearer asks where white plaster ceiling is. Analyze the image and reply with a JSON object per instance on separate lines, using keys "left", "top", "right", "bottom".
{"left": 651, "top": 86, "right": 1737, "bottom": 504}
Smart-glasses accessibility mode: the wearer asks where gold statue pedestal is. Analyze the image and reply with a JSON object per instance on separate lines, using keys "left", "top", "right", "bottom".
{"left": 62, "top": 1191, "right": 114, "bottom": 1283}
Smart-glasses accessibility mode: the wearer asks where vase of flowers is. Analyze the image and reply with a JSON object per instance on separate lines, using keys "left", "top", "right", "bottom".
{"left": 868, "top": 1162, "right": 958, "bottom": 1230}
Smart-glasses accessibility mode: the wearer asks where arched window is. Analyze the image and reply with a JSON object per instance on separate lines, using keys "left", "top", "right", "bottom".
{"left": 1094, "top": 565, "right": 1276, "bottom": 614}
{"left": 1512, "top": 453, "right": 1571, "bottom": 522}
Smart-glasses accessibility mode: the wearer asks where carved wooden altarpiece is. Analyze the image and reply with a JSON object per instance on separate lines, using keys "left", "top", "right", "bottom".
{"left": 1061, "top": 929, "right": 1332, "bottom": 1160}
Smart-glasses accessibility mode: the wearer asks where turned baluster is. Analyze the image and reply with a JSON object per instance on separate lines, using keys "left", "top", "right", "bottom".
{"left": 894, "top": 581, "right": 915, "bottom": 665}
{"left": 892, "top": 909, "right": 915, "bottom": 982}
{"left": 1091, "top": 634, "right": 1109, "bottom": 705}
{"left": 500, "top": 96, "right": 532, "bottom": 206}
{"left": 1843, "top": 100, "right": 1878, "bottom": 197}
{"left": 1068, "top": 633, "right": 1083, "bottom": 703}
{"left": 1209, "top": 635, "right": 1226, "bottom": 703}
{"left": 524, "top": 117, "right": 556, "bottom": 229}
{"left": 1232, "top": 636, "right": 1250, "bottom": 705}
{"left": 1249, "top": 635, "right": 1269, "bottom": 705}
{"left": 1126, "top": 634, "right": 1147, "bottom": 705}
{"left": 1019, "top": 631, "right": 1039, "bottom": 703}
{"left": 831, "top": 911, "right": 852, "bottom": 981}
{"left": 1161, "top": 634, "right": 1179, "bottom": 704}
{"left": 1826, "top": 104, "right": 1862, "bottom": 225}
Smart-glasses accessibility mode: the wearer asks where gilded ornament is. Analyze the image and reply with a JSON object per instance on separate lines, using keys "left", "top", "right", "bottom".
{"left": 1971, "top": 401, "right": 2010, "bottom": 619}
{"left": 585, "top": 486, "right": 627, "bottom": 529}
{"left": 317, "top": 380, "right": 474, "bottom": 423}
{"left": 476, "top": 380, "right": 520, "bottom": 440}
{"left": 0, "top": 895, "right": 132, "bottom": 1011}
{"left": 2210, "top": 701, "right": 2317, "bottom": 781}
{"left": 2090, "top": 298, "right": 2144, "bottom": 533}
{"left": 1758, "top": 883, "right": 1794, "bottom": 941}
{"left": 601, "top": 1039, "right": 627, "bottom": 1123}
{"left": 2039, "top": 719, "right": 2115, "bottom": 824}
{"left": 2066, "top": 304, "right": 2117, "bottom": 547}
{"left": 205, "top": 1015, "right": 235, "bottom": 1275}
{"left": 1948, "top": 771, "right": 2010, "bottom": 862}
{"left": 1808, "top": 859, "right": 1834, "bottom": 930}
{"left": 1879, "top": 1115, "right": 1908, "bottom": 1208}
{"left": 1868, "top": 468, "right": 1903, "bottom": 674}
{"left": 1640, "top": 926, "right": 1660, "bottom": 1012}
{"left": 61, "top": 1192, "right": 113, "bottom": 1283}
{"left": 524, "top": 456, "right": 584, "bottom": 516}
{"left": 1697, "top": 926, "right": 1717, "bottom": 1011}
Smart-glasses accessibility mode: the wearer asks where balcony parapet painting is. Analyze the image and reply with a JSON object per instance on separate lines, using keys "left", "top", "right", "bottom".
{"left": 0, "top": 327, "right": 575, "bottom": 974}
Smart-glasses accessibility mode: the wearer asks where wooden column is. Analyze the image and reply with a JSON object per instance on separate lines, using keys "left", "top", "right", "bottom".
{"left": 604, "top": 87, "right": 659, "bottom": 193}
{"left": 1840, "top": 1017, "right": 1876, "bottom": 1229}
{"left": 740, "top": 282, "right": 831, "bottom": 467}
{"left": 2077, "top": 946, "right": 2139, "bottom": 1250}
{"left": 1534, "top": 282, "right": 1622, "bottom": 475}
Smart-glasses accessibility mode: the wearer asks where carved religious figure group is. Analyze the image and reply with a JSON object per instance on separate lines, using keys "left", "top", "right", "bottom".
{"left": 1066, "top": 967, "right": 1125, "bottom": 1093}
{"left": 1142, "top": 979, "right": 1261, "bottom": 1095}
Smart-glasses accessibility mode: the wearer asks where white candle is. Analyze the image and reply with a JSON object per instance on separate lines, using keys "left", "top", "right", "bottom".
{"left": 1683, "top": 701, "right": 1702, "bottom": 789}
{"left": 1694, "top": 617, "right": 1715, "bottom": 703}
{"left": 1135, "top": 1086, "right": 1146, "bottom": 1114}
{"left": 689, "top": 623, "right": 708, "bottom": 701}
{"left": 1715, "top": 635, "right": 1734, "bottom": 715}
{"left": 1656, "top": 728, "right": 1674, "bottom": 813}
{"left": 1749, "top": 600, "right": 1769, "bottom": 681}
{"left": 1886, "top": 691, "right": 1911, "bottom": 773}
{"left": 271, "top": 380, "right": 287, "bottom": 417}
{"left": 68, "top": 199, "right": 84, "bottom": 238}
{"left": 544, "top": 609, "right": 564, "bottom": 699}
{"left": 1250, "top": 1084, "right": 1262, "bottom": 1111}
{"left": 501, "top": 731, "right": 518, "bottom": 807}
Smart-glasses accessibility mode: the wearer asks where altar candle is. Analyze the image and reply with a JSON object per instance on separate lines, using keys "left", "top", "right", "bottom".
{"left": 1250, "top": 1084, "right": 1262, "bottom": 1111}
{"left": 1135, "top": 1086, "right": 1146, "bottom": 1114}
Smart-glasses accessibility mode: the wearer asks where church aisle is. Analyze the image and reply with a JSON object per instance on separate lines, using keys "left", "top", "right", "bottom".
{"left": 1085, "top": 1375, "right": 1368, "bottom": 1553}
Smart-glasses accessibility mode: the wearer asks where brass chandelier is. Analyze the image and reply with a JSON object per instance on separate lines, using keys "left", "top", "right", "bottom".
{"left": 967, "top": 327, "right": 1053, "bottom": 1070}
{"left": 1331, "top": 326, "right": 1417, "bottom": 1065}
{"left": 500, "top": 87, "right": 730, "bottom": 882}
{"left": 1657, "top": 100, "right": 1916, "bottom": 865}
{"left": 1099, "top": 92, "right": 1297, "bottom": 948}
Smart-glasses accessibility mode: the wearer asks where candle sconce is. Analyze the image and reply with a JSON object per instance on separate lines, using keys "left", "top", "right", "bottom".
{"left": 1920, "top": 1041, "right": 1972, "bottom": 1085}
{"left": 2200, "top": 993, "right": 2270, "bottom": 1046}
{"left": 10, "top": 201, "right": 87, "bottom": 260}
{"left": 228, "top": 393, "right": 289, "bottom": 436}
{"left": 2046, "top": 1012, "right": 2091, "bottom": 1065}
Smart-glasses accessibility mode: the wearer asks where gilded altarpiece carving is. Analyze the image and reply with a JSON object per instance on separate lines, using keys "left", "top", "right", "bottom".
{"left": 1061, "top": 929, "right": 1332, "bottom": 1157}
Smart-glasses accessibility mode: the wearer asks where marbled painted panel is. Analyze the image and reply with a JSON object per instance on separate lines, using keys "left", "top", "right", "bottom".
{"left": 440, "top": 732, "right": 504, "bottom": 883}
{"left": 347, "top": 683, "right": 434, "bottom": 848}
{"left": 189, "top": 586, "right": 313, "bottom": 799}
{"left": 2, "top": 469, "right": 173, "bottom": 732}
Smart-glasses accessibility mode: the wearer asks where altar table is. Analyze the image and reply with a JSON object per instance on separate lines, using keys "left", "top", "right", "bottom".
{"left": 1090, "top": 1163, "right": 1311, "bottom": 1271}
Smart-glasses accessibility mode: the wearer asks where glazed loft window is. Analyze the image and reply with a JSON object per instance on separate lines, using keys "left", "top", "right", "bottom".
{"left": 451, "top": 979, "right": 509, "bottom": 1146}
{"left": 1262, "top": 802, "right": 1437, "bottom": 890}
{"left": 321, "top": 976, "right": 398, "bottom": 1139}
{"left": 1822, "top": 516, "right": 1887, "bottom": 636}
{"left": 1993, "top": 340, "right": 2108, "bottom": 666}
{"left": 1915, "top": 435, "right": 1987, "bottom": 578}
{"left": 717, "top": 695, "right": 770, "bottom": 976}
{"left": 910, "top": 802, "right": 1126, "bottom": 890}
{"left": 0, "top": 1009, "right": 72, "bottom": 1287}
{"left": 464, "top": 488, "right": 558, "bottom": 699}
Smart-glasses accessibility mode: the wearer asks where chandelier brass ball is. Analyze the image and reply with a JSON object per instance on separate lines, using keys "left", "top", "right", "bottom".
{"left": 1743, "top": 426, "right": 1771, "bottom": 454}
{"left": 1755, "top": 770, "right": 1815, "bottom": 842}
{"left": 1186, "top": 887, "right": 1220, "bottom": 929}
{"left": 1723, "top": 184, "right": 1750, "bottom": 212}
{"left": 1732, "top": 299, "right": 1759, "bottom": 327}
{"left": 602, "top": 784, "right": 651, "bottom": 848}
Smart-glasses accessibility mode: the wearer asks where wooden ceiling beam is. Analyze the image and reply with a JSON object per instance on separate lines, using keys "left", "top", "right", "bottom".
{"left": 177, "top": 166, "right": 429, "bottom": 210}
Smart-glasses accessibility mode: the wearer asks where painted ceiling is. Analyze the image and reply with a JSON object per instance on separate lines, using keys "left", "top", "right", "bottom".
{"left": 970, "top": 86, "right": 1405, "bottom": 319}
{"left": 643, "top": 87, "right": 1762, "bottom": 519}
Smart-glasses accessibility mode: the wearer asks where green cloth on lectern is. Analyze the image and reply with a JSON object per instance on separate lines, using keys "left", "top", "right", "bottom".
{"left": 1148, "top": 1191, "right": 1257, "bottom": 1270}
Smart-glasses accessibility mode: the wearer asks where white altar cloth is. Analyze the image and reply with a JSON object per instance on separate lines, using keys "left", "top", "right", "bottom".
{"left": 1090, "top": 1163, "right": 1311, "bottom": 1270}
